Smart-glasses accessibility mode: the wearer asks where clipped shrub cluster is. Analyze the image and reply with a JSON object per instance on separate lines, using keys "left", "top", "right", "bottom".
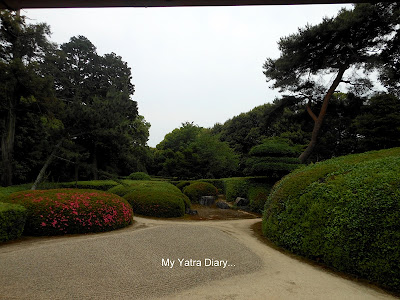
{"left": 4, "top": 189, "right": 133, "bottom": 236}
{"left": 175, "top": 181, "right": 191, "bottom": 191}
{"left": 123, "top": 182, "right": 189, "bottom": 218}
{"left": 128, "top": 172, "right": 151, "bottom": 181}
{"left": 183, "top": 182, "right": 218, "bottom": 203}
{"left": 263, "top": 148, "right": 400, "bottom": 292}
{"left": 224, "top": 177, "right": 250, "bottom": 202}
{"left": 223, "top": 177, "right": 273, "bottom": 212}
{"left": 244, "top": 137, "right": 302, "bottom": 177}
{"left": 0, "top": 202, "right": 27, "bottom": 242}
{"left": 247, "top": 186, "right": 271, "bottom": 214}
{"left": 199, "top": 179, "right": 225, "bottom": 194}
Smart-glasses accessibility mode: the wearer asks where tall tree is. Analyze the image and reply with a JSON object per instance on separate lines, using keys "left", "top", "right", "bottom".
{"left": 44, "top": 36, "right": 147, "bottom": 180}
{"left": 0, "top": 10, "right": 55, "bottom": 186}
{"left": 263, "top": 3, "right": 399, "bottom": 163}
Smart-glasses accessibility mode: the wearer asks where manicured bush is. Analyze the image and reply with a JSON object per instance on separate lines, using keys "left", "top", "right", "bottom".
{"left": 223, "top": 178, "right": 250, "bottom": 202}
{"left": 183, "top": 182, "right": 218, "bottom": 203}
{"left": 123, "top": 182, "right": 188, "bottom": 218}
{"left": 245, "top": 137, "right": 302, "bottom": 177}
{"left": 248, "top": 186, "right": 271, "bottom": 214}
{"left": 0, "top": 202, "right": 27, "bottom": 242}
{"left": 175, "top": 181, "right": 192, "bottom": 191}
{"left": 263, "top": 148, "right": 400, "bottom": 292}
{"left": 223, "top": 177, "right": 273, "bottom": 209}
{"left": 128, "top": 172, "right": 151, "bottom": 181}
{"left": 199, "top": 179, "right": 225, "bottom": 193}
{"left": 4, "top": 189, "right": 133, "bottom": 236}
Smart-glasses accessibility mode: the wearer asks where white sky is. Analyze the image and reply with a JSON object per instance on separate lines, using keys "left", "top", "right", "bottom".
{"left": 24, "top": 4, "right": 351, "bottom": 147}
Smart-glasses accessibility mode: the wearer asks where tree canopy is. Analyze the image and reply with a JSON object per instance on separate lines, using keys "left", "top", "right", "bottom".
{"left": 154, "top": 122, "right": 239, "bottom": 179}
{"left": 0, "top": 11, "right": 150, "bottom": 186}
{"left": 263, "top": 3, "right": 400, "bottom": 163}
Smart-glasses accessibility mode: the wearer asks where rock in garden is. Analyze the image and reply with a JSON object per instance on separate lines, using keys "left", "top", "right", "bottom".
{"left": 235, "top": 197, "right": 249, "bottom": 206}
{"left": 199, "top": 196, "right": 216, "bottom": 206}
{"left": 216, "top": 201, "right": 230, "bottom": 209}
{"left": 187, "top": 209, "right": 198, "bottom": 215}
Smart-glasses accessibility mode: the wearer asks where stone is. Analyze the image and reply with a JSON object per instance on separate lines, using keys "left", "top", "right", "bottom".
{"left": 199, "top": 196, "right": 216, "bottom": 206}
{"left": 186, "top": 209, "right": 198, "bottom": 215}
{"left": 235, "top": 197, "right": 249, "bottom": 206}
{"left": 216, "top": 201, "right": 230, "bottom": 209}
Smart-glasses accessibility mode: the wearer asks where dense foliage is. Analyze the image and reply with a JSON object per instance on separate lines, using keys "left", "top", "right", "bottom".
{"left": 152, "top": 123, "right": 239, "bottom": 179}
{"left": 0, "top": 202, "right": 27, "bottom": 242}
{"left": 183, "top": 182, "right": 218, "bottom": 203}
{"left": 0, "top": 11, "right": 150, "bottom": 187}
{"left": 263, "top": 3, "right": 400, "bottom": 162}
{"left": 122, "top": 181, "right": 189, "bottom": 218}
{"left": 263, "top": 148, "right": 400, "bottom": 292}
{"left": 4, "top": 189, "right": 133, "bottom": 235}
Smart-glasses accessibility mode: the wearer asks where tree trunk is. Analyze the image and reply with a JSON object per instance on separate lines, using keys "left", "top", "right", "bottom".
{"left": 31, "top": 140, "right": 63, "bottom": 190}
{"left": 299, "top": 67, "right": 347, "bottom": 163}
{"left": 92, "top": 145, "right": 98, "bottom": 180}
{"left": 1, "top": 101, "right": 16, "bottom": 187}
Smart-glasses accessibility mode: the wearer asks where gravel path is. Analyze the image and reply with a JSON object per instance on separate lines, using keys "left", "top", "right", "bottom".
{"left": 0, "top": 217, "right": 397, "bottom": 300}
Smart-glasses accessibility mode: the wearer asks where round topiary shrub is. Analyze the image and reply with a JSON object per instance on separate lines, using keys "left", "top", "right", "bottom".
{"left": 183, "top": 182, "right": 218, "bottom": 203}
{"left": 0, "top": 202, "right": 27, "bottom": 242}
{"left": 263, "top": 148, "right": 400, "bottom": 292}
{"left": 176, "top": 181, "right": 191, "bottom": 191}
{"left": 5, "top": 189, "right": 133, "bottom": 236}
{"left": 123, "top": 184, "right": 187, "bottom": 218}
{"left": 128, "top": 172, "right": 151, "bottom": 181}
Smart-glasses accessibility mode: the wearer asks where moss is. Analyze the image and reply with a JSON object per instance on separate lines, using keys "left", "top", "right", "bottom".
{"left": 263, "top": 147, "right": 400, "bottom": 292}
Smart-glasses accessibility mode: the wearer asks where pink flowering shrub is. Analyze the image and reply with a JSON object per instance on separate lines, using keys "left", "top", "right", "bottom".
{"left": 5, "top": 189, "right": 133, "bottom": 236}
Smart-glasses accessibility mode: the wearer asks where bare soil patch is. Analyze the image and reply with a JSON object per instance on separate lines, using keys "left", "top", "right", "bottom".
{"left": 184, "top": 203, "right": 261, "bottom": 220}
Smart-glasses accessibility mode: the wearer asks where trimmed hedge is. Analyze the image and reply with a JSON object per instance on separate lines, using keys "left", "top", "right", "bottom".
{"left": 175, "top": 181, "right": 192, "bottom": 191}
{"left": 183, "top": 182, "right": 218, "bottom": 203}
{"left": 249, "top": 140, "right": 299, "bottom": 157}
{"left": 223, "top": 177, "right": 273, "bottom": 212}
{"left": 123, "top": 182, "right": 189, "bottom": 218}
{"left": 4, "top": 189, "right": 133, "bottom": 235}
{"left": 59, "top": 180, "right": 120, "bottom": 191}
{"left": 263, "top": 148, "right": 400, "bottom": 292}
{"left": 0, "top": 202, "right": 27, "bottom": 242}
{"left": 199, "top": 179, "right": 225, "bottom": 192}
{"left": 128, "top": 172, "right": 151, "bottom": 181}
{"left": 224, "top": 178, "right": 250, "bottom": 202}
{"left": 248, "top": 186, "right": 271, "bottom": 214}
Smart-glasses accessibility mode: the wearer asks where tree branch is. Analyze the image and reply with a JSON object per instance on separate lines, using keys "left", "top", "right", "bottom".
{"left": 306, "top": 101, "right": 318, "bottom": 122}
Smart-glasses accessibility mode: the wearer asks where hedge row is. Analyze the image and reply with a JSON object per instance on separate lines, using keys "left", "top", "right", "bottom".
{"left": 58, "top": 180, "right": 120, "bottom": 191}
{"left": 263, "top": 147, "right": 400, "bottom": 292}
{"left": 0, "top": 202, "right": 27, "bottom": 242}
{"left": 173, "top": 177, "right": 273, "bottom": 213}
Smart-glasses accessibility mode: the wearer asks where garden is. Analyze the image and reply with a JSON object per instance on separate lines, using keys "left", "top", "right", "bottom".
{"left": 1, "top": 4, "right": 400, "bottom": 296}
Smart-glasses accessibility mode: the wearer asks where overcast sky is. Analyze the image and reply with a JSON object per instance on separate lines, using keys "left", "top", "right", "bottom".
{"left": 24, "top": 4, "right": 351, "bottom": 147}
